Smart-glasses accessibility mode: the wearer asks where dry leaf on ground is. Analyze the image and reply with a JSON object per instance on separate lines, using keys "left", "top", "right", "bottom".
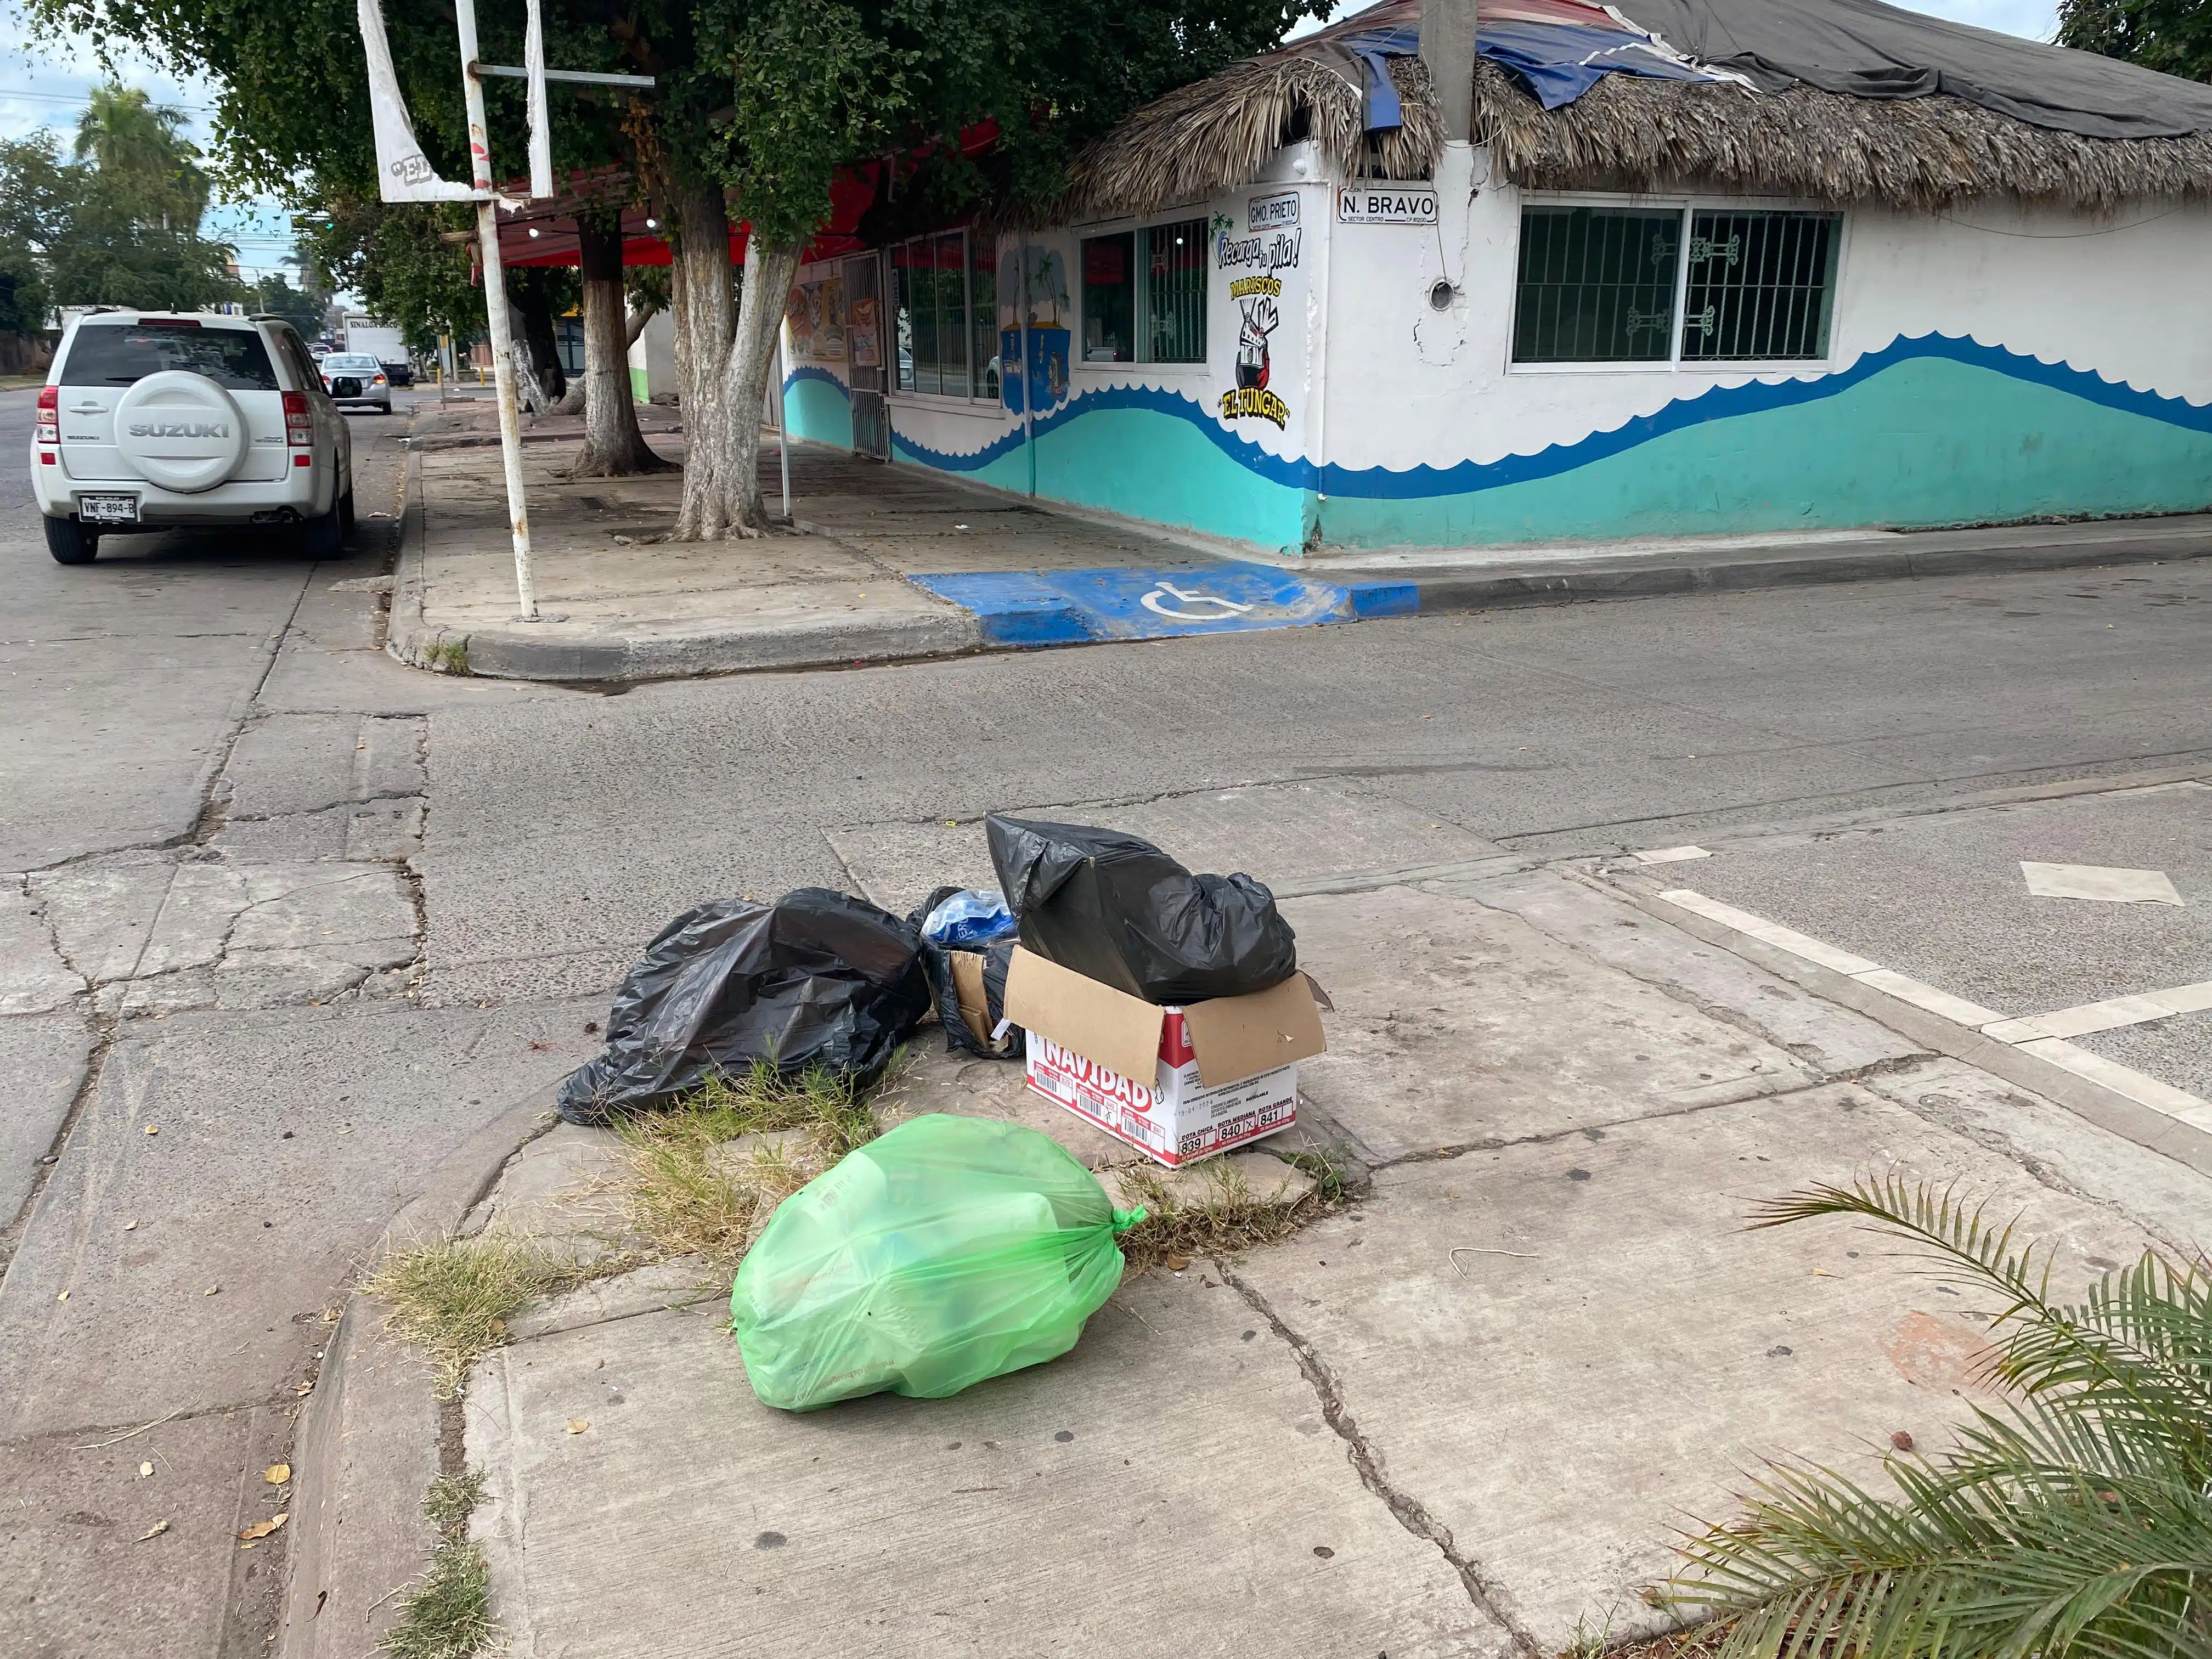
{"left": 138, "top": 1462, "right": 153, "bottom": 1478}
{"left": 566, "top": 1419, "right": 590, "bottom": 1435}
{"left": 236, "top": 1513, "right": 288, "bottom": 1543}
{"left": 263, "top": 1464, "right": 290, "bottom": 1485}
{"left": 136, "top": 1520, "right": 169, "bottom": 1542}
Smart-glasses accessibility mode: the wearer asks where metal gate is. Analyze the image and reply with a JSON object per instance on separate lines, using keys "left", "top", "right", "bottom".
{"left": 844, "top": 253, "right": 889, "bottom": 460}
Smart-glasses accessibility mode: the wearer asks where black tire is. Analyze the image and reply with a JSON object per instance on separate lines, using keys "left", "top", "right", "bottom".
{"left": 298, "top": 495, "right": 343, "bottom": 560}
{"left": 43, "top": 515, "right": 98, "bottom": 565}
{"left": 337, "top": 485, "right": 356, "bottom": 544}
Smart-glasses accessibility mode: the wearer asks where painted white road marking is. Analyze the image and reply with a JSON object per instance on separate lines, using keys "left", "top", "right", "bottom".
{"left": 1633, "top": 845, "right": 1711, "bottom": 865}
{"left": 1139, "top": 581, "right": 1256, "bottom": 623}
{"left": 2016, "top": 1039, "right": 2212, "bottom": 1133}
{"left": 1656, "top": 889, "right": 1880, "bottom": 974}
{"left": 1982, "top": 979, "right": 2212, "bottom": 1043}
{"left": 2020, "top": 861, "right": 2184, "bottom": 905}
{"left": 1649, "top": 885, "right": 2212, "bottom": 1133}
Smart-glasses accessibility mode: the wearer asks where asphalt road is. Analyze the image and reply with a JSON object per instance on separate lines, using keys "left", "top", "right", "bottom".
{"left": 1, "top": 385, "right": 2208, "bottom": 1654}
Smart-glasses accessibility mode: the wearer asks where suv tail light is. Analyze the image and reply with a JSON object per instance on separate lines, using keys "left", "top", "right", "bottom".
{"left": 283, "top": 390, "right": 313, "bottom": 450}
{"left": 35, "top": 383, "right": 57, "bottom": 446}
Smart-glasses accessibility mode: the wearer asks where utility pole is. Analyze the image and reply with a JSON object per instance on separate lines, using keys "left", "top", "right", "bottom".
{"left": 454, "top": 0, "right": 537, "bottom": 620}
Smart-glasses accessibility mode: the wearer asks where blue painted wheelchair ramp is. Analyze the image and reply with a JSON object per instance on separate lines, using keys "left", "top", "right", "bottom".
{"left": 909, "top": 562, "right": 1417, "bottom": 646}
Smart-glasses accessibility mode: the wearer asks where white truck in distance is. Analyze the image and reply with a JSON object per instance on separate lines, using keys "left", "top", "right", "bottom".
{"left": 343, "top": 317, "right": 413, "bottom": 386}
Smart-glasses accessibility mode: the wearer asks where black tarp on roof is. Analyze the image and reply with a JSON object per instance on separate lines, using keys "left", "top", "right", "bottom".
{"left": 1622, "top": 0, "right": 2212, "bottom": 140}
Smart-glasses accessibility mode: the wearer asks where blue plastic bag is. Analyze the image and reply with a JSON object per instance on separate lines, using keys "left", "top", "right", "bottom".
{"left": 921, "top": 888, "right": 1017, "bottom": 948}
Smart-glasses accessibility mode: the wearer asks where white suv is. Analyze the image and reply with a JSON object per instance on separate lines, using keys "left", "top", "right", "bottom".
{"left": 33, "top": 310, "right": 354, "bottom": 566}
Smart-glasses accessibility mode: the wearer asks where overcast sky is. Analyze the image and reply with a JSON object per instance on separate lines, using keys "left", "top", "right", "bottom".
{"left": 0, "top": 1, "right": 2065, "bottom": 283}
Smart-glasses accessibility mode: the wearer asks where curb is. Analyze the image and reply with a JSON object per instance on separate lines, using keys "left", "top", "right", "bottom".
{"left": 1304, "top": 516, "right": 2212, "bottom": 612}
{"left": 388, "top": 420, "right": 2212, "bottom": 683}
{"left": 278, "top": 1092, "right": 560, "bottom": 1659}
{"left": 384, "top": 444, "right": 985, "bottom": 683}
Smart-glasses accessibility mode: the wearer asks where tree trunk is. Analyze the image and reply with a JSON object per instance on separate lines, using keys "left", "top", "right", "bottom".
{"left": 713, "top": 237, "right": 802, "bottom": 532}
{"left": 627, "top": 300, "right": 658, "bottom": 350}
{"left": 569, "top": 218, "right": 667, "bottom": 477}
{"left": 510, "top": 272, "right": 567, "bottom": 405}
{"left": 667, "top": 183, "right": 798, "bottom": 540}
{"left": 670, "top": 178, "right": 738, "bottom": 539}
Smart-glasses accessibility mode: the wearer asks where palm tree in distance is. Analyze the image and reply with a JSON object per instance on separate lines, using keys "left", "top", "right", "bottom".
{"left": 73, "top": 83, "right": 208, "bottom": 234}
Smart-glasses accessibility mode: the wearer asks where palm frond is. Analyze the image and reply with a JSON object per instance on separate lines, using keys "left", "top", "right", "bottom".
{"left": 1669, "top": 1178, "right": 2212, "bottom": 1658}
{"left": 1749, "top": 1177, "right": 2212, "bottom": 1434}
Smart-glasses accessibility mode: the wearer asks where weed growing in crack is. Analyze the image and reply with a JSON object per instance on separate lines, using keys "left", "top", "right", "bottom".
{"left": 364, "top": 1237, "right": 588, "bottom": 1398}
{"left": 382, "top": 1468, "right": 495, "bottom": 1659}
{"left": 613, "top": 1059, "right": 897, "bottom": 1271}
{"left": 1114, "top": 1158, "right": 1323, "bottom": 1276}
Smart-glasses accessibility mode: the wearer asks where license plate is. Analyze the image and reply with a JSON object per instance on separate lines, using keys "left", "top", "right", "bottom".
{"left": 79, "top": 494, "right": 139, "bottom": 524}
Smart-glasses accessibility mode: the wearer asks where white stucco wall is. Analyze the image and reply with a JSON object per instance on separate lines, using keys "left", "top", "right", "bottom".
{"left": 626, "top": 309, "right": 676, "bottom": 403}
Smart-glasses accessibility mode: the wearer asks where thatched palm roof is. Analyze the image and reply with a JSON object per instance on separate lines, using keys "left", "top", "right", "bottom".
{"left": 1063, "top": 6, "right": 2212, "bottom": 220}
{"left": 1057, "top": 53, "right": 1441, "bottom": 225}
{"left": 1474, "top": 59, "right": 2212, "bottom": 212}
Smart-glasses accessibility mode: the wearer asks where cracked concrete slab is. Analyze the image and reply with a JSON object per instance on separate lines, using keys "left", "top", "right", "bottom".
{"left": 467, "top": 1267, "right": 1511, "bottom": 1659}
{"left": 209, "top": 797, "right": 425, "bottom": 866}
{"left": 219, "top": 714, "right": 426, "bottom": 823}
{"left": 1282, "top": 885, "right": 1815, "bottom": 1164}
{"left": 1226, "top": 1081, "right": 2197, "bottom": 1650}
{"left": 0, "top": 997, "right": 602, "bottom": 1438}
{"left": 0, "top": 1404, "right": 292, "bottom": 1659}
{"left": 0, "top": 1013, "right": 93, "bottom": 1223}
{"left": 55, "top": 863, "right": 418, "bottom": 1014}
{"left": 27, "top": 854, "right": 176, "bottom": 988}
{"left": 0, "top": 881, "right": 83, "bottom": 1015}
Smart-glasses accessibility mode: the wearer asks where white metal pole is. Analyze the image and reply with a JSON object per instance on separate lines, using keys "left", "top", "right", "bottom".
{"left": 1017, "top": 244, "right": 1035, "bottom": 498}
{"left": 777, "top": 321, "right": 792, "bottom": 522}
{"left": 455, "top": 0, "right": 537, "bottom": 619}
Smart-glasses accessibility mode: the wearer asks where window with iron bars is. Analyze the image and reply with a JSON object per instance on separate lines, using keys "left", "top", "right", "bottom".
{"left": 1512, "top": 205, "right": 1841, "bottom": 366}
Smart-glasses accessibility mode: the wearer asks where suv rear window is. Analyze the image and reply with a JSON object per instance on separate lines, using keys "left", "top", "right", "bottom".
{"left": 61, "top": 322, "right": 280, "bottom": 391}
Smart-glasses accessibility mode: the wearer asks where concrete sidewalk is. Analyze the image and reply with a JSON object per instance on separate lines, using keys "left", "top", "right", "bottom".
{"left": 390, "top": 405, "right": 2212, "bottom": 684}
{"left": 284, "top": 794, "right": 2212, "bottom": 1659}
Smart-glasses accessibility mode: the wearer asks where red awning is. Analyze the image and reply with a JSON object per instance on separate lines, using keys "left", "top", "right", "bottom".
{"left": 490, "top": 122, "right": 999, "bottom": 271}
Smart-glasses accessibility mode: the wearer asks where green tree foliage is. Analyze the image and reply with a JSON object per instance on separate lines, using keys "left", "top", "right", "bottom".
{"left": 0, "top": 88, "right": 240, "bottom": 317}
{"left": 249, "top": 269, "right": 324, "bottom": 334}
{"left": 1667, "top": 1177, "right": 2212, "bottom": 1658}
{"left": 297, "top": 196, "right": 484, "bottom": 356}
{"left": 2058, "top": 0, "right": 2212, "bottom": 82}
{"left": 0, "top": 134, "right": 66, "bottom": 333}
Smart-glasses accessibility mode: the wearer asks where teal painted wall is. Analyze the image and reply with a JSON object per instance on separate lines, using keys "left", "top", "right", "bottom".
{"left": 893, "top": 402, "right": 1312, "bottom": 552}
{"left": 876, "top": 337, "right": 2212, "bottom": 552}
{"left": 785, "top": 374, "right": 854, "bottom": 449}
{"left": 1319, "top": 352, "right": 2212, "bottom": 548}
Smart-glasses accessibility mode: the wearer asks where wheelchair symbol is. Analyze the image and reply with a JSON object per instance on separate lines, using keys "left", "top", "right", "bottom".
{"left": 1139, "top": 580, "right": 1256, "bottom": 623}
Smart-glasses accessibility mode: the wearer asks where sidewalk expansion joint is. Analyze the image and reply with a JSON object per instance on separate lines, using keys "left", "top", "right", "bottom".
{"left": 1363, "top": 1073, "right": 1856, "bottom": 1175}
{"left": 1216, "top": 1262, "right": 1542, "bottom": 1656}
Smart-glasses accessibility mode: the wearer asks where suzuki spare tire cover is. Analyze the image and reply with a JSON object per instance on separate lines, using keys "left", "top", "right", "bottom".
{"left": 112, "top": 371, "right": 250, "bottom": 494}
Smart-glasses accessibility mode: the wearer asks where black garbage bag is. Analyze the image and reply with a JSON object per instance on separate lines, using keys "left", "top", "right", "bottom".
{"left": 907, "top": 885, "right": 1023, "bottom": 1060}
{"left": 556, "top": 888, "right": 933, "bottom": 1124}
{"left": 985, "top": 815, "right": 1298, "bottom": 1005}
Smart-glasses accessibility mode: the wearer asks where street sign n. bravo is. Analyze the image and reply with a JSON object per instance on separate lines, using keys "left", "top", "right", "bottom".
{"left": 1336, "top": 186, "right": 1438, "bottom": 225}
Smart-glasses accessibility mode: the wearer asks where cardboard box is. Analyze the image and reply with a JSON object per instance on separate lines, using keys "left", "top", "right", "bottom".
{"left": 1003, "top": 946, "right": 1327, "bottom": 1167}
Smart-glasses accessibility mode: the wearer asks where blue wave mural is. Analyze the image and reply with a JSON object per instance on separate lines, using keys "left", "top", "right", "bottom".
{"left": 878, "top": 334, "right": 2212, "bottom": 503}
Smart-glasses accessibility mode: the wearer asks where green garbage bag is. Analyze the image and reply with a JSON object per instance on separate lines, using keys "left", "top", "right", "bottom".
{"left": 730, "top": 1114, "right": 1144, "bottom": 1410}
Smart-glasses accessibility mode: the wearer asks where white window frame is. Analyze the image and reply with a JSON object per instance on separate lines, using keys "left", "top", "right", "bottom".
{"left": 1073, "top": 210, "right": 1215, "bottom": 379}
{"left": 1505, "top": 193, "right": 1848, "bottom": 377}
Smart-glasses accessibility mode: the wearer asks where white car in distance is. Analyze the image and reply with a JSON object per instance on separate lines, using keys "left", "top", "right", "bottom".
{"left": 32, "top": 311, "right": 354, "bottom": 566}
{"left": 319, "top": 352, "right": 393, "bottom": 414}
